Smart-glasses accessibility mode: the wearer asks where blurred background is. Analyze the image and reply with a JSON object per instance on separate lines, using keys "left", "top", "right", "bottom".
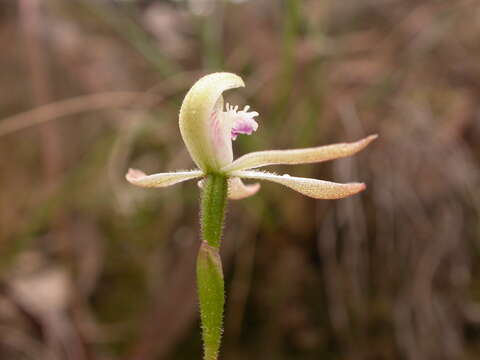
{"left": 1, "top": 0, "right": 480, "bottom": 359}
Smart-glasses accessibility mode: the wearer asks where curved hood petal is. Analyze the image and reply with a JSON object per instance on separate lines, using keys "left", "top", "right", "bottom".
{"left": 179, "top": 73, "right": 244, "bottom": 172}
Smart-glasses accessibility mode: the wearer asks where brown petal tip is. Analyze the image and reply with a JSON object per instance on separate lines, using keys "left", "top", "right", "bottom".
{"left": 337, "top": 182, "right": 367, "bottom": 199}
{"left": 365, "top": 134, "right": 378, "bottom": 144}
{"left": 125, "top": 168, "right": 146, "bottom": 182}
{"left": 350, "top": 182, "right": 366, "bottom": 195}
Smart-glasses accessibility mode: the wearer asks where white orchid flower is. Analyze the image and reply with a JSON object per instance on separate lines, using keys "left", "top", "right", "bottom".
{"left": 126, "top": 72, "right": 376, "bottom": 200}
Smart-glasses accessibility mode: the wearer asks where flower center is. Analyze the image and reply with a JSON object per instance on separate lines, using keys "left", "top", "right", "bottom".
{"left": 224, "top": 103, "right": 259, "bottom": 140}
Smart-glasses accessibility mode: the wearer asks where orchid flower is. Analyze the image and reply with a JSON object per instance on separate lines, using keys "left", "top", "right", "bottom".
{"left": 125, "top": 72, "right": 376, "bottom": 360}
{"left": 126, "top": 72, "right": 376, "bottom": 200}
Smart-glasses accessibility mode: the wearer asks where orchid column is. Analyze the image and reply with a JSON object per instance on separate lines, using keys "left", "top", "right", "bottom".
{"left": 126, "top": 72, "right": 376, "bottom": 360}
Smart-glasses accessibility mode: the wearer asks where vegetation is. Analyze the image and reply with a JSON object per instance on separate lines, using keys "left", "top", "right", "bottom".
{"left": 0, "top": 1, "right": 479, "bottom": 359}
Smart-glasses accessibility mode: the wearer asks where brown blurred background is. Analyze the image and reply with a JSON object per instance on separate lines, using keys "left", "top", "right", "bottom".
{"left": 1, "top": 0, "right": 480, "bottom": 359}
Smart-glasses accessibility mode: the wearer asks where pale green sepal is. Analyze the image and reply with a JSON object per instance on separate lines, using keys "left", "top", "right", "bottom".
{"left": 197, "top": 241, "right": 225, "bottom": 360}
{"left": 125, "top": 168, "right": 204, "bottom": 187}
{"left": 179, "top": 72, "right": 244, "bottom": 172}
{"left": 232, "top": 170, "right": 367, "bottom": 199}
{"left": 222, "top": 134, "right": 378, "bottom": 172}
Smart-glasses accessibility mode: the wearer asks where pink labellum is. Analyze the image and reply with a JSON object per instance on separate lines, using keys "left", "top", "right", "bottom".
{"left": 225, "top": 104, "right": 259, "bottom": 140}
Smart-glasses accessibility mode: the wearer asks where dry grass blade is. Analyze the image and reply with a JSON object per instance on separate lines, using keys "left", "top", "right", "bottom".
{"left": 0, "top": 92, "right": 156, "bottom": 137}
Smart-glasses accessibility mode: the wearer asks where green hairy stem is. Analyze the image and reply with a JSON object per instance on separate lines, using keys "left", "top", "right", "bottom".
{"left": 198, "top": 174, "right": 228, "bottom": 360}
{"left": 197, "top": 242, "right": 225, "bottom": 360}
{"left": 200, "top": 174, "right": 228, "bottom": 249}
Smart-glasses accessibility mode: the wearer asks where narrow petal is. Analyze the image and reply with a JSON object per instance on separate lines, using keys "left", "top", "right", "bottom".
{"left": 228, "top": 178, "right": 260, "bottom": 200}
{"left": 126, "top": 168, "right": 203, "bottom": 188}
{"left": 197, "top": 177, "right": 260, "bottom": 200}
{"left": 223, "top": 134, "right": 377, "bottom": 172}
{"left": 232, "top": 170, "right": 366, "bottom": 199}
